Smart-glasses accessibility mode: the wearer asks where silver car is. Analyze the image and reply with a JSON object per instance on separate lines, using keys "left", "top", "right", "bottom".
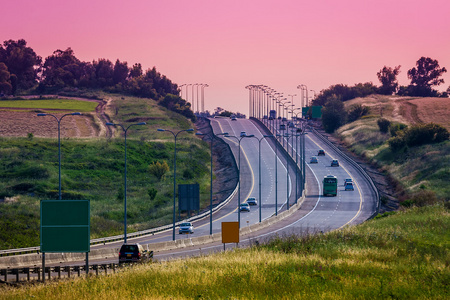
{"left": 179, "top": 222, "right": 194, "bottom": 234}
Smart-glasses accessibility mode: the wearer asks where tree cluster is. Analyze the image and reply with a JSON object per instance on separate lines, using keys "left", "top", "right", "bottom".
{"left": 315, "top": 56, "right": 447, "bottom": 133}
{"left": 0, "top": 39, "right": 195, "bottom": 120}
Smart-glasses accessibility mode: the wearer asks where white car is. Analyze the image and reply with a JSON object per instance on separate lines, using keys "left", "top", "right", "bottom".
{"left": 179, "top": 222, "right": 194, "bottom": 234}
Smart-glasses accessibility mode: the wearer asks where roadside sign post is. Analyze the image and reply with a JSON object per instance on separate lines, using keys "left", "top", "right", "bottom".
{"left": 40, "top": 200, "right": 90, "bottom": 282}
{"left": 221, "top": 222, "right": 239, "bottom": 251}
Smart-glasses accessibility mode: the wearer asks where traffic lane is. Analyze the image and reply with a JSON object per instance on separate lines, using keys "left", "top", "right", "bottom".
{"left": 214, "top": 118, "right": 290, "bottom": 219}
{"left": 304, "top": 132, "right": 370, "bottom": 226}
{"left": 306, "top": 130, "right": 377, "bottom": 221}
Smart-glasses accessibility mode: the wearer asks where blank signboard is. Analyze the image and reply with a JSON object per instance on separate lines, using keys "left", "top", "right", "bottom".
{"left": 40, "top": 200, "right": 90, "bottom": 253}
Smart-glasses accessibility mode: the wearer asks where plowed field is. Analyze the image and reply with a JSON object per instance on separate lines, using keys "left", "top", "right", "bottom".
{"left": 0, "top": 98, "right": 107, "bottom": 138}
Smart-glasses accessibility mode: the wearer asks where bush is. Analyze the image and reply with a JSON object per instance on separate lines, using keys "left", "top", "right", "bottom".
{"left": 148, "top": 188, "right": 157, "bottom": 200}
{"left": 183, "top": 168, "right": 195, "bottom": 179}
{"left": 388, "top": 135, "right": 407, "bottom": 152}
{"left": 405, "top": 123, "right": 449, "bottom": 147}
{"left": 148, "top": 161, "right": 170, "bottom": 181}
{"left": 347, "top": 104, "right": 370, "bottom": 122}
{"left": 408, "top": 190, "right": 439, "bottom": 207}
{"left": 377, "top": 118, "right": 391, "bottom": 133}
{"left": 389, "top": 122, "right": 407, "bottom": 137}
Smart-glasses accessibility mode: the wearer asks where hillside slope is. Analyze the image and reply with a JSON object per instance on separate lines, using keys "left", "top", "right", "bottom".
{"left": 335, "top": 95, "right": 449, "bottom": 209}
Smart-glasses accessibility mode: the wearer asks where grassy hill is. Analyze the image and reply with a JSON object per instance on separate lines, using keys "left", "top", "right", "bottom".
{"left": 336, "top": 95, "right": 449, "bottom": 204}
{"left": 0, "top": 93, "right": 212, "bottom": 249}
{"left": 2, "top": 204, "right": 448, "bottom": 299}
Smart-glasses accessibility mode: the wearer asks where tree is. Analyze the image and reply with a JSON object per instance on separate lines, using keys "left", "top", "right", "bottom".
{"left": 406, "top": 57, "right": 447, "bottom": 96}
{"left": 321, "top": 97, "right": 347, "bottom": 133}
{"left": 113, "top": 59, "right": 128, "bottom": 85}
{"left": 41, "top": 48, "right": 82, "bottom": 87}
{"left": 0, "top": 62, "right": 12, "bottom": 95}
{"left": 0, "top": 39, "right": 42, "bottom": 91}
{"left": 93, "top": 59, "right": 114, "bottom": 87}
{"left": 129, "top": 63, "right": 143, "bottom": 78}
{"left": 377, "top": 65, "right": 401, "bottom": 95}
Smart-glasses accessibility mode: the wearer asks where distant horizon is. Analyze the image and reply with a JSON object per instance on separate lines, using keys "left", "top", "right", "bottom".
{"left": 3, "top": 0, "right": 450, "bottom": 114}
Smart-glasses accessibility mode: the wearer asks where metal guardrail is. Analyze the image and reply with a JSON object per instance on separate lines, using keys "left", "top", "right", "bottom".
{"left": 309, "top": 127, "right": 380, "bottom": 218}
{"left": 1, "top": 263, "right": 120, "bottom": 283}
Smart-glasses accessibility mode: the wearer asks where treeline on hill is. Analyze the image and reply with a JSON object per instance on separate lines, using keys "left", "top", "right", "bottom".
{"left": 0, "top": 39, "right": 195, "bottom": 121}
{"left": 314, "top": 56, "right": 448, "bottom": 133}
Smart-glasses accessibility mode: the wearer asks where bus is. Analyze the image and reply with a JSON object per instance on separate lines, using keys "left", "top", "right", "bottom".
{"left": 323, "top": 175, "right": 338, "bottom": 196}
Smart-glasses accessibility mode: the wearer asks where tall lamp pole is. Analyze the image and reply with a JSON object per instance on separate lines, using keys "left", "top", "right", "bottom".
{"left": 196, "top": 132, "right": 227, "bottom": 234}
{"left": 157, "top": 128, "right": 194, "bottom": 240}
{"left": 224, "top": 133, "right": 254, "bottom": 228}
{"left": 248, "top": 135, "right": 273, "bottom": 222}
{"left": 37, "top": 112, "right": 82, "bottom": 200}
{"left": 106, "top": 122, "right": 146, "bottom": 243}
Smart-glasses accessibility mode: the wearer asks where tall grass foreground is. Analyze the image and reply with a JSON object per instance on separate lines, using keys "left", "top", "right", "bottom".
{"left": 1, "top": 204, "right": 448, "bottom": 299}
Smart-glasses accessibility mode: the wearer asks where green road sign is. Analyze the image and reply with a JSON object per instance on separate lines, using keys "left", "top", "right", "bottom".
{"left": 312, "top": 106, "right": 322, "bottom": 118}
{"left": 302, "top": 107, "right": 309, "bottom": 117}
{"left": 40, "top": 200, "right": 90, "bottom": 253}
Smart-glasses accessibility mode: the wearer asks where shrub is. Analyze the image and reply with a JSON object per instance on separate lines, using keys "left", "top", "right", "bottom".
{"left": 388, "top": 135, "right": 407, "bottom": 152}
{"left": 377, "top": 118, "right": 391, "bottom": 133}
{"left": 389, "top": 122, "right": 407, "bottom": 137}
{"left": 408, "top": 190, "right": 439, "bottom": 207}
{"left": 183, "top": 168, "right": 195, "bottom": 179}
{"left": 347, "top": 104, "right": 370, "bottom": 122}
{"left": 405, "top": 123, "right": 449, "bottom": 147}
{"left": 149, "top": 161, "right": 170, "bottom": 181}
{"left": 148, "top": 187, "right": 157, "bottom": 200}
{"left": 116, "top": 186, "right": 124, "bottom": 202}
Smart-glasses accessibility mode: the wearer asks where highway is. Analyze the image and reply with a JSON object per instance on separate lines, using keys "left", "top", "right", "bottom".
{"left": 89, "top": 117, "right": 377, "bottom": 259}
{"left": 0, "top": 117, "right": 378, "bottom": 272}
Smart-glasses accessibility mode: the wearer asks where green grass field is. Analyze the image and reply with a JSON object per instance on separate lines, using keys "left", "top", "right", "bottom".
{"left": 1, "top": 204, "right": 448, "bottom": 299}
{"left": 0, "top": 94, "right": 211, "bottom": 249}
{"left": 0, "top": 99, "right": 98, "bottom": 112}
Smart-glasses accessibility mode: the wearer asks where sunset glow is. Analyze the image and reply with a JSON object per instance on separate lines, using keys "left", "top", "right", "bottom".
{"left": 3, "top": 0, "right": 450, "bottom": 114}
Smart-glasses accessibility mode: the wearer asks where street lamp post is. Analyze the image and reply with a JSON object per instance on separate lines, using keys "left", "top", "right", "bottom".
{"left": 248, "top": 135, "right": 273, "bottom": 222}
{"left": 224, "top": 133, "right": 254, "bottom": 228}
{"left": 200, "top": 84, "right": 209, "bottom": 113}
{"left": 106, "top": 122, "right": 146, "bottom": 243}
{"left": 37, "top": 112, "right": 82, "bottom": 200}
{"left": 157, "top": 128, "right": 194, "bottom": 240}
{"left": 196, "top": 132, "right": 227, "bottom": 234}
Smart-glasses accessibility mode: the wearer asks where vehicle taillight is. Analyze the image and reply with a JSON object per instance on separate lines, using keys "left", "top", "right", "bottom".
{"left": 138, "top": 252, "right": 141, "bottom": 257}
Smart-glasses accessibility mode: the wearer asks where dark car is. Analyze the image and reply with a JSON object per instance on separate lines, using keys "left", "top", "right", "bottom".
{"left": 310, "top": 156, "right": 318, "bottom": 163}
{"left": 119, "top": 243, "right": 152, "bottom": 264}
{"left": 344, "top": 182, "right": 354, "bottom": 191}
{"left": 247, "top": 197, "right": 257, "bottom": 206}
{"left": 331, "top": 159, "right": 339, "bottom": 167}
{"left": 318, "top": 149, "right": 325, "bottom": 156}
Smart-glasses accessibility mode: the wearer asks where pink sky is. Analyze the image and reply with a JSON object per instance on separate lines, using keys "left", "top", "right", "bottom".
{"left": 2, "top": 0, "right": 450, "bottom": 115}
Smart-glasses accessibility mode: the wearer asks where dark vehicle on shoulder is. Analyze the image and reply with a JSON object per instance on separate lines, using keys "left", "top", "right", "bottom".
{"left": 318, "top": 149, "right": 325, "bottom": 156}
{"left": 119, "top": 243, "right": 153, "bottom": 265}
